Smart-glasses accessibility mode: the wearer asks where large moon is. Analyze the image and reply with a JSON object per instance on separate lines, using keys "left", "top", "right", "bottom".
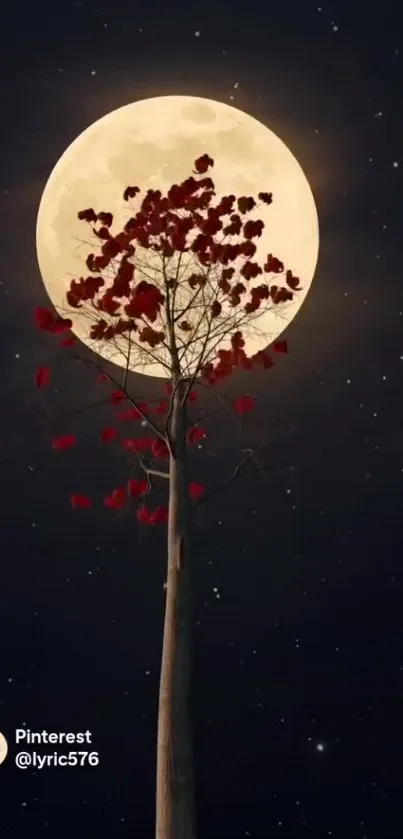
{"left": 36, "top": 95, "right": 319, "bottom": 379}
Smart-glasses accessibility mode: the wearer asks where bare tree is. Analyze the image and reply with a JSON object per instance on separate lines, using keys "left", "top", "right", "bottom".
{"left": 34, "top": 154, "right": 301, "bottom": 839}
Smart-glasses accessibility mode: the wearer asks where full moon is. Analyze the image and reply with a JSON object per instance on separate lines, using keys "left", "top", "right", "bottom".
{"left": 36, "top": 95, "right": 319, "bottom": 378}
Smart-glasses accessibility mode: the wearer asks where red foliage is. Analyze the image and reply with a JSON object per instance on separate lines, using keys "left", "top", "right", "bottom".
{"left": 285, "top": 269, "right": 301, "bottom": 290}
{"left": 179, "top": 320, "right": 192, "bottom": 332}
{"left": 35, "top": 366, "right": 50, "bottom": 388}
{"left": 150, "top": 438, "right": 169, "bottom": 459}
{"left": 188, "top": 482, "right": 205, "bottom": 501}
{"left": 52, "top": 434, "right": 76, "bottom": 451}
{"left": 123, "top": 185, "right": 141, "bottom": 201}
{"left": 136, "top": 505, "right": 150, "bottom": 524}
{"left": 35, "top": 153, "right": 299, "bottom": 527}
{"left": 70, "top": 493, "right": 92, "bottom": 509}
{"left": 100, "top": 427, "right": 118, "bottom": 443}
{"left": 138, "top": 326, "right": 165, "bottom": 347}
{"left": 258, "top": 192, "right": 273, "bottom": 205}
{"left": 243, "top": 219, "right": 264, "bottom": 239}
{"left": 77, "top": 208, "right": 98, "bottom": 223}
{"left": 187, "top": 426, "right": 206, "bottom": 445}
{"left": 103, "top": 487, "right": 126, "bottom": 509}
{"left": 124, "top": 281, "right": 165, "bottom": 323}
{"left": 136, "top": 504, "right": 169, "bottom": 525}
{"left": 34, "top": 307, "right": 72, "bottom": 334}
{"left": 264, "top": 254, "right": 284, "bottom": 273}
{"left": 193, "top": 154, "right": 214, "bottom": 174}
{"left": 127, "top": 478, "right": 149, "bottom": 498}
{"left": 149, "top": 505, "right": 169, "bottom": 525}
{"left": 237, "top": 196, "right": 256, "bottom": 214}
{"left": 234, "top": 394, "right": 255, "bottom": 415}
{"left": 110, "top": 390, "right": 126, "bottom": 406}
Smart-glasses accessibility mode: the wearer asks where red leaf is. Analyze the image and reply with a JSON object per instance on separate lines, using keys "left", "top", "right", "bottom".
{"left": 258, "top": 192, "right": 273, "bottom": 205}
{"left": 179, "top": 320, "right": 192, "bottom": 332}
{"left": 211, "top": 300, "right": 222, "bottom": 318}
{"left": 70, "top": 494, "right": 92, "bottom": 509}
{"left": 237, "top": 196, "right": 256, "bottom": 214}
{"left": 100, "top": 427, "right": 117, "bottom": 443}
{"left": 187, "top": 426, "right": 206, "bottom": 445}
{"left": 123, "top": 185, "right": 141, "bottom": 201}
{"left": 127, "top": 478, "right": 149, "bottom": 498}
{"left": 97, "top": 373, "right": 109, "bottom": 382}
{"left": 188, "top": 482, "right": 205, "bottom": 501}
{"left": 243, "top": 219, "right": 264, "bottom": 239}
{"left": 148, "top": 505, "right": 169, "bottom": 525}
{"left": 150, "top": 438, "right": 169, "bottom": 459}
{"left": 103, "top": 487, "right": 126, "bottom": 509}
{"left": 264, "top": 254, "right": 284, "bottom": 274}
{"left": 285, "top": 269, "right": 301, "bottom": 290}
{"left": 110, "top": 390, "right": 126, "bottom": 405}
{"left": 273, "top": 340, "right": 288, "bottom": 354}
{"left": 52, "top": 434, "right": 76, "bottom": 451}
{"left": 136, "top": 505, "right": 150, "bottom": 524}
{"left": 193, "top": 154, "right": 214, "bottom": 174}
{"left": 78, "top": 208, "right": 97, "bottom": 223}
{"left": 35, "top": 366, "right": 50, "bottom": 388}
{"left": 97, "top": 211, "right": 113, "bottom": 227}
{"left": 34, "top": 307, "right": 72, "bottom": 334}
{"left": 234, "top": 394, "right": 255, "bottom": 415}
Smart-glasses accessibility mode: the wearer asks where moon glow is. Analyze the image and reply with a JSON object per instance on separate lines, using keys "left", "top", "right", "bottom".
{"left": 36, "top": 95, "right": 319, "bottom": 378}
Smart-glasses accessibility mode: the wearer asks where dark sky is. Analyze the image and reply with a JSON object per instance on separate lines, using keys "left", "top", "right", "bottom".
{"left": 1, "top": 1, "right": 403, "bottom": 837}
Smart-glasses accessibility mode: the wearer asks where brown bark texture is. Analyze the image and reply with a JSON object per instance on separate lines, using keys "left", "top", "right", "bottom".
{"left": 155, "top": 393, "right": 197, "bottom": 839}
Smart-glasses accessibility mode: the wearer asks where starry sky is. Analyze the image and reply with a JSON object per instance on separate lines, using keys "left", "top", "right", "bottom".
{"left": 1, "top": 1, "right": 403, "bottom": 837}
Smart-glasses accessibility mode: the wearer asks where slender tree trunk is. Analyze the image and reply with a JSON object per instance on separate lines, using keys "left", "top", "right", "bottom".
{"left": 155, "top": 394, "right": 197, "bottom": 839}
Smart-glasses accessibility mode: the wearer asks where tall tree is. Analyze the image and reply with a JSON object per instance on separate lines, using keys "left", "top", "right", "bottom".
{"left": 34, "top": 154, "right": 300, "bottom": 839}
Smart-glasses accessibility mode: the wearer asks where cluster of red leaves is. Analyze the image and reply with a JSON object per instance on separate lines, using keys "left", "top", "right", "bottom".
{"left": 34, "top": 156, "right": 298, "bottom": 400}
{"left": 34, "top": 156, "right": 296, "bottom": 527}
{"left": 200, "top": 329, "right": 288, "bottom": 388}
{"left": 36, "top": 154, "right": 299, "bottom": 352}
{"left": 69, "top": 477, "right": 205, "bottom": 524}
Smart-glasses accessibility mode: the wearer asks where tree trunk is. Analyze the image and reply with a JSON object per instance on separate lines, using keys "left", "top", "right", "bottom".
{"left": 155, "top": 394, "right": 197, "bottom": 839}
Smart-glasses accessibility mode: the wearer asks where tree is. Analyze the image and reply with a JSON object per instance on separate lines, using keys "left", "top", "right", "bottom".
{"left": 34, "top": 154, "right": 301, "bottom": 839}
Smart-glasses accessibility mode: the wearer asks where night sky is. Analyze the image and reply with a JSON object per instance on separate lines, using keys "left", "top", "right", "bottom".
{"left": 1, "top": 1, "right": 403, "bottom": 837}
